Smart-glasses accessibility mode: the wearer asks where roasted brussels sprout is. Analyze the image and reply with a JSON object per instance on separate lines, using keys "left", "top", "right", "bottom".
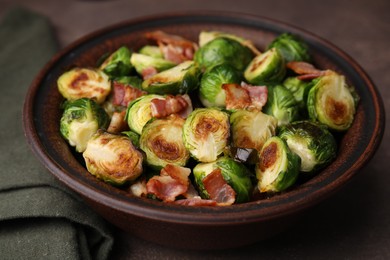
{"left": 183, "top": 108, "right": 230, "bottom": 162}
{"left": 198, "top": 31, "right": 261, "bottom": 55}
{"left": 267, "top": 33, "right": 311, "bottom": 62}
{"left": 83, "top": 130, "right": 143, "bottom": 186}
{"left": 244, "top": 48, "right": 286, "bottom": 85}
{"left": 142, "top": 61, "right": 201, "bottom": 95}
{"left": 114, "top": 76, "right": 143, "bottom": 89}
{"left": 283, "top": 76, "right": 314, "bottom": 111}
{"left": 130, "top": 53, "right": 175, "bottom": 75}
{"left": 256, "top": 136, "right": 300, "bottom": 193}
{"left": 194, "top": 37, "right": 253, "bottom": 71}
{"left": 125, "top": 94, "right": 164, "bottom": 135}
{"left": 199, "top": 63, "right": 241, "bottom": 108}
{"left": 193, "top": 157, "right": 253, "bottom": 203}
{"left": 122, "top": 130, "right": 140, "bottom": 147}
{"left": 138, "top": 45, "right": 163, "bottom": 58}
{"left": 140, "top": 114, "right": 190, "bottom": 168}
{"left": 60, "top": 98, "right": 109, "bottom": 152}
{"left": 307, "top": 71, "right": 357, "bottom": 131}
{"left": 230, "top": 109, "right": 278, "bottom": 152}
{"left": 278, "top": 121, "right": 337, "bottom": 173}
{"left": 57, "top": 68, "right": 111, "bottom": 104}
{"left": 263, "top": 85, "right": 300, "bottom": 126}
{"left": 99, "top": 46, "right": 133, "bottom": 78}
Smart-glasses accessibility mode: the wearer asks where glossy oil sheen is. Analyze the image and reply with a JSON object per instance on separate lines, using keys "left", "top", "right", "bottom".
{"left": 23, "top": 12, "right": 385, "bottom": 249}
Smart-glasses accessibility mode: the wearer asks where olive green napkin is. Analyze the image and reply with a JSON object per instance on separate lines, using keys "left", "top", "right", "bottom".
{"left": 0, "top": 7, "right": 113, "bottom": 260}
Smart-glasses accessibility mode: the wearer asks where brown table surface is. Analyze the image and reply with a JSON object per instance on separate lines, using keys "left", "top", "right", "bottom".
{"left": 2, "top": 0, "right": 389, "bottom": 259}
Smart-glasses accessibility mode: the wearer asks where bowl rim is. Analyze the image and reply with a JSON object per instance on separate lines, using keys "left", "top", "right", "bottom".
{"left": 23, "top": 10, "right": 385, "bottom": 225}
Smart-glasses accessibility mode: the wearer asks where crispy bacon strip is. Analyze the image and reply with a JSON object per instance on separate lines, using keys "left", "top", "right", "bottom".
{"left": 107, "top": 111, "right": 129, "bottom": 133}
{"left": 146, "top": 30, "right": 198, "bottom": 64}
{"left": 150, "top": 94, "right": 192, "bottom": 118}
{"left": 112, "top": 81, "right": 146, "bottom": 107}
{"left": 141, "top": 66, "right": 159, "bottom": 80}
{"left": 146, "top": 164, "right": 191, "bottom": 202}
{"left": 173, "top": 197, "right": 217, "bottom": 206}
{"left": 223, "top": 83, "right": 268, "bottom": 110}
{"left": 287, "top": 61, "right": 327, "bottom": 81}
{"left": 202, "top": 169, "right": 236, "bottom": 206}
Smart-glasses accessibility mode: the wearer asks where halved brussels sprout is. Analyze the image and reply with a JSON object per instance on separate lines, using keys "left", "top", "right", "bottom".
{"left": 83, "top": 130, "right": 143, "bottom": 186}
{"left": 263, "top": 85, "right": 300, "bottom": 126}
{"left": 199, "top": 63, "right": 241, "bottom": 108}
{"left": 256, "top": 136, "right": 300, "bottom": 193}
{"left": 244, "top": 48, "right": 286, "bottom": 85}
{"left": 198, "top": 31, "right": 261, "bottom": 55}
{"left": 278, "top": 120, "right": 337, "bottom": 173}
{"left": 99, "top": 46, "right": 133, "bottom": 78}
{"left": 140, "top": 114, "right": 190, "bottom": 168}
{"left": 130, "top": 53, "right": 175, "bottom": 75}
{"left": 142, "top": 61, "right": 201, "bottom": 95}
{"left": 267, "top": 33, "right": 311, "bottom": 62}
{"left": 57, "top": 68, "right": 111, "bottom": 104}
{"left": 307, "top": 71, "right": 357, "bottom": 131}
{"left": 122, "top": 130, "right": 140, "bottom": 147}
{"left": 138, "top": 45, "right": 163, "bottom": 58}
{"left": 194, "top": 37, "right": 254, "bottom": 71}
{"left": 60, "top": 98, "right": 109, "bottom": 153}
{"left": 230, "top": 109, "right": 278, "bottom": 152}
{"left": 114, "top": 76, "right": 143, "bottom": 89}
{"left": 125, "top": 94, "right": 164, "bottom": 135}
{"left": 193, "top": 157, "right": 253, "bottom": 203}
{"left": 183, "top": 108, "right": 230, "bottom": 162}
{"left": 283, "top": 76, "right": 314, "bottom": 111}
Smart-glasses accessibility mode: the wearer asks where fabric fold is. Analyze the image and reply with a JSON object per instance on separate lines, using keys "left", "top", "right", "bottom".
{"left": 0, "top": 7, "right": 113, "bottom": 260}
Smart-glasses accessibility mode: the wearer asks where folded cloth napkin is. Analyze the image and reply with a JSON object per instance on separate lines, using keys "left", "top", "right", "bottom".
{"left": 0, "top": 7, "right": 113, "bottom": 260}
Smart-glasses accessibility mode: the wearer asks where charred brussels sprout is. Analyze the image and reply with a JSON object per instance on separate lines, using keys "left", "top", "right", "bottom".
{"left": 99, "top": 46, "right": 133, "bottom": 78}
{"left": 193, "top": 157, "right": 253, "bottom": 203}
{"left": 256, "top": 136, "right": 300, "bottom": 193}
{"left": 199, "top": 63, "right": 241, "bottom": 108}
{"left": 307, "top": 71, "right": 357, "bottom": 131}
{"left": 263, "top": 85, "right": 300, "bottom": 126}
{"left": 57, "top": 68, "right": 111, "bottom": 104}
{"left": 114, "top": 76, "right": 143, "bottom": 89}
{"left": 138, "top": 45, "right": 163, "bottom": 58}
{"left": 83, "top": 130, "right": 143, "bottom": 186}
{"left": 194, "top": 37, "right": 253, "bottom": 71}
{"left": 140, "top": 115, "right": 190, "bottom": 168}
{"left": 199, "top": 31, "right": 260, "bottom": 55}
{"left": 244, "top": 48, "right": 286, "bottom": 85}
{"left": 283, "top": 76, "right": 314, "bottom": 111}
{"left": 142, "top": 61, "right": 201, "bottom": 94}
{"left": 230, "top": 109, "right": 278, "bottom": 152}
{"left": 122, "top": 130, "right": 140, "bottom": 147}
{"left": 60, "top": 98, "right": 109, "bottom": 153}
{"left": 267, "top": 33, "right": 311, "bottom": 62}
{"left": 183, "top": 108, "right": 230, "bottom": 162}
{"left": 125, "top": 94, "right": 164, "bottom": 135}
{"left": 130, "top": 53, "right": 175, "bottom": 75}
{"left": 278, "top": 121, "right": 337, "bottom": 173}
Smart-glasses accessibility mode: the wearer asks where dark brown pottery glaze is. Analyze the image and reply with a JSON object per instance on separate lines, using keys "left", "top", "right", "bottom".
{"left": 23, "top": 11, "right": 385, "bottom": 250}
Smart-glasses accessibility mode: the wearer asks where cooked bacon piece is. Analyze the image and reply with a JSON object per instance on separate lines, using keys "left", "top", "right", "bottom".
{"left": 223, "top": 83, "right": 268, "bottom": 110}
{"left": 129, "top": 177, "right": 147, "bottom": 197}
{"left": 150, "top": 94, "right": 191, "bottom": 118}
{"left": 202, "top": 169, "right": 236, "bottom": 206}
{"left": 141, "top": 66, "right": 159, "bottom": 80}
{"left": 112, "top": 81, "right": 146, "bottom": 107}
{"left": 107, "top": 111, "right": 129, "bottom": 133}
{"left": 287, "top": 61, "right": 328, "bottom": 81}
{"left": 173, "top": 197, "right": 217, "bottom": 206}
{"left": 146, "top": 164, "right": 191, "bottom": 202}
{"left": 146, "top": 30, "right": 198, "bottom": 64}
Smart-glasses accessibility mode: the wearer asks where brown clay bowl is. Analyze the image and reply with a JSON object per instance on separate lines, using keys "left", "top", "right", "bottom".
{"left": 23, "top": 11, "right": 384, "bottom": 250}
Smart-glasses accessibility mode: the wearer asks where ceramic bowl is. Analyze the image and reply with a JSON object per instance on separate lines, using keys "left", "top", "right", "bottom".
{"left": 23, "top": 12, "right": 384, "bottom": 250}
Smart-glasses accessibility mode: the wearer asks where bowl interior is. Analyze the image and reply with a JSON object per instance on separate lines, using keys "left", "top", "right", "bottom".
{"left": 24, "top": 12, "right": 384, "bottom": 224}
